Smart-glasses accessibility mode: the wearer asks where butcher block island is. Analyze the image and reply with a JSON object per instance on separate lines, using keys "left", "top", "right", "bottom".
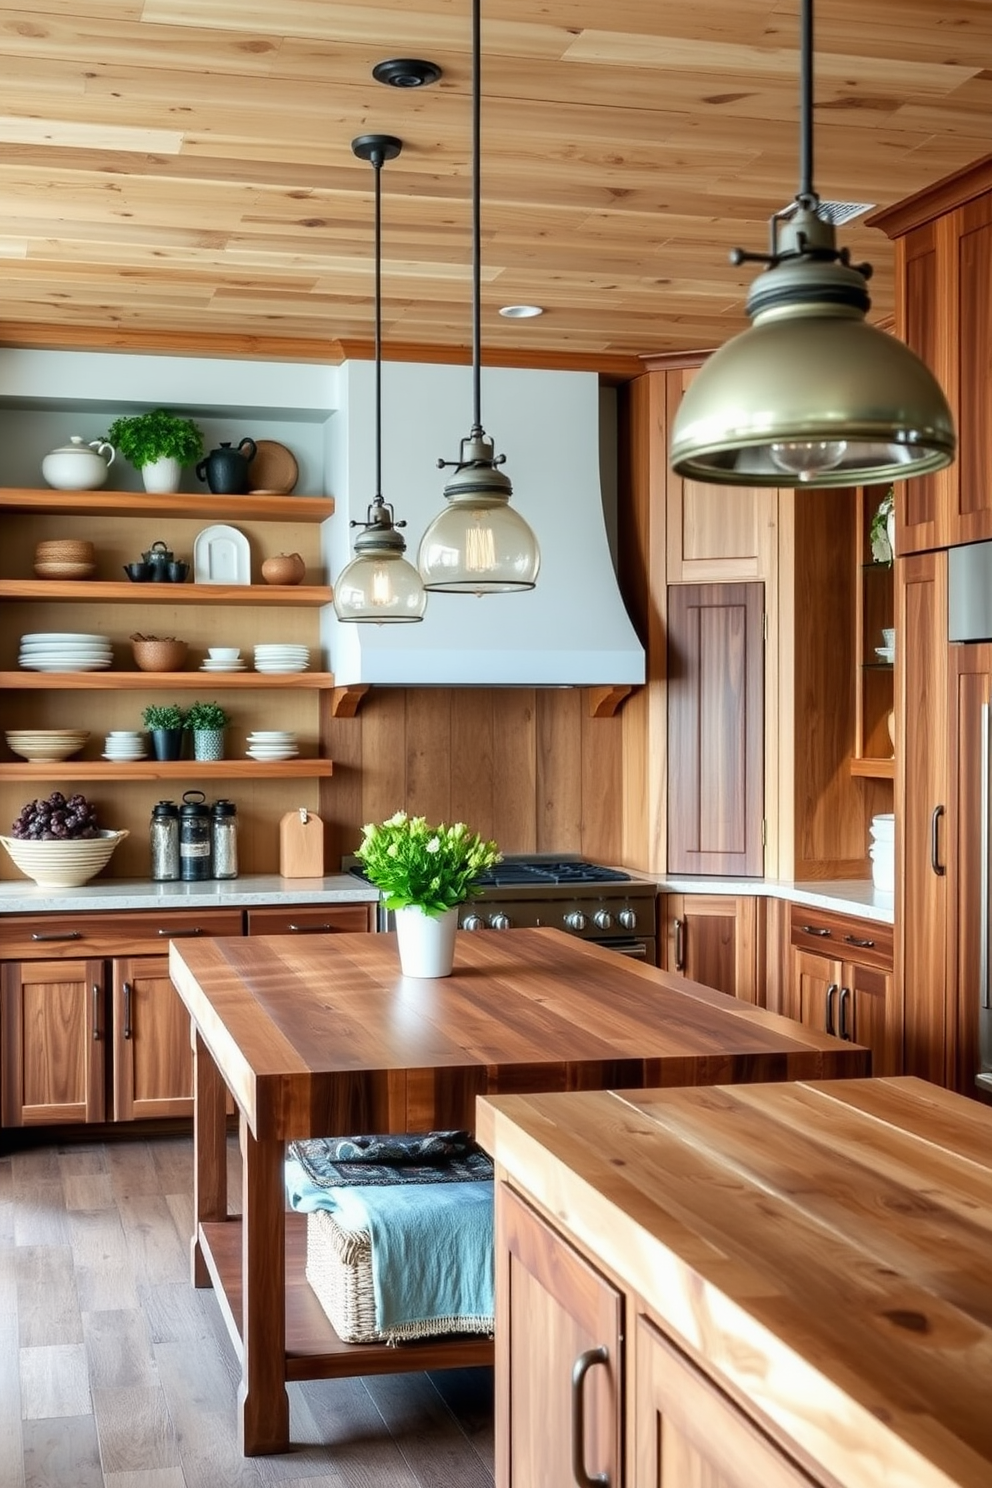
{"left": 478, "top": 1077, "right": 992, "bottom": 1488}
{"left": 168, "top": 927, "right": 869, "bottom": 1456}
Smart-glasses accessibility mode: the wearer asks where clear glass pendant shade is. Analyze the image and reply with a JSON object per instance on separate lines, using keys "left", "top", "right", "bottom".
{"left": 334, "top": 545, "right": 427, "bottom": 622}
{"left": 418, "top": 499, "right": 540, "bottom": 593}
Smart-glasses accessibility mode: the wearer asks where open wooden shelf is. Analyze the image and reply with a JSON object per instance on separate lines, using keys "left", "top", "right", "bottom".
{"left": 850, "top": 756, "right": 895, "bottom": 780}
{"left": 0, "top": 489, "right": 334, "bottom": 521}
{"left": 0, "top": 670, "right": 333, "bottom": 689}
{"left": 0, "top": 579, "right": 332, "bottom": 605}
{"left": 0, "top": 759, "right": 333, "bottom": 781}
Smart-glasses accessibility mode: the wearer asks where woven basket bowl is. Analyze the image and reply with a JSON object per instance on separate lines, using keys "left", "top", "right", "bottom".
{"left": 34, "top": 539, "right": 95, "bottom": 561}
{"left": 0, "top": 829, "right": 128, "bottom": 887}
{"left": 131, "top": 638, "right": 188, "bottom": 672}
{"left": 33, "top": 559, "right": 97, "bottom": 579}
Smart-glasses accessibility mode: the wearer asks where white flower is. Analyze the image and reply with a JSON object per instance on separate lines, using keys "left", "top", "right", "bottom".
{"left": 426, "top": 836, "right": 440, "bottom": 853}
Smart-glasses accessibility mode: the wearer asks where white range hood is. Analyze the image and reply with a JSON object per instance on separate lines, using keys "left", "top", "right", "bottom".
{"left": 323, "top": 361, "right": 645, "bottom": 687}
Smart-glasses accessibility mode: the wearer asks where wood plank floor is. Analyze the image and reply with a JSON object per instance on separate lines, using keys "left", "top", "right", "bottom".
{"left": 0, "top": 1133, "right": 495, "bottom": 1488}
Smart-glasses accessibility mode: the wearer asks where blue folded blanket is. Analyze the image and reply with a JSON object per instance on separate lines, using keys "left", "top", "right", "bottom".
{"left": 286, "top": 1155, "right": 494, "bottom": 1340}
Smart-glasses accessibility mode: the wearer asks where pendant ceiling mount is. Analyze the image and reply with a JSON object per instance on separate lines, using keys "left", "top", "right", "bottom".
{"left": 668, "top": 0, "right": 955, "bottom": 489}
{"left": 372, "top": 58, "right": 442, "bottom": 89}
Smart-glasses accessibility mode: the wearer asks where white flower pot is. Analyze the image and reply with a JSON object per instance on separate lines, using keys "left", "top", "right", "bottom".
{"left": 394, "top": 904, "right": 458, "bottom": 977}
{"left": 141, "top": 456, "right": 182, "bottom": 494}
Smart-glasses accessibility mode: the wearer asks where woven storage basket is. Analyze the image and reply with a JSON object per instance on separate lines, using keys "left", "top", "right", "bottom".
{"left": 305, "top": 1206, "right": 494, "bottom": 1345}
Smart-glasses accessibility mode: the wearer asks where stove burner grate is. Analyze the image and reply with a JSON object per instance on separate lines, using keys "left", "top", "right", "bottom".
{"left": 472, "top": 860, "right": 631, "bottom": 888}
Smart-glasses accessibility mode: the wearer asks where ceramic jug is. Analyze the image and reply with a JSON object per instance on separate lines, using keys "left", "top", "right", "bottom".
{"left": 41, "top": 435, "right": 116, "bottom": 491}
{"left": 261, "top": 552, "right": 306, "bottom": 585}
{"left": 195, "top": 438, "right": 257, "bottom": 495}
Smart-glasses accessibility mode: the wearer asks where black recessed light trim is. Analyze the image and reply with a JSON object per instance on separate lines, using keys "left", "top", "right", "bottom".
{"left": 372, "top": 58, "right": 443, "bottom": 89}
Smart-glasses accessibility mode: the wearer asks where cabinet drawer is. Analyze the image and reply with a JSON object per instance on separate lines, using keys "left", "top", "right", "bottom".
{"left": 245, "top": 904, "right": 373, "bottom": 936}
{"left": 0, "top": 909, "right": 244, "bottom": 959}
{"left": 789, "top": 905, "right": 893, "bottom": 970}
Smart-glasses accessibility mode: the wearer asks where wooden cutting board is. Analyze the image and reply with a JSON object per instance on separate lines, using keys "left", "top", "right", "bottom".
{"left": 278, "top": 808, "right": 324, "bottom": 877}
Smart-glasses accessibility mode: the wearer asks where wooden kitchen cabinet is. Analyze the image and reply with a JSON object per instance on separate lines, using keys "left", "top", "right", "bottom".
{"left": 788, "top": 906, "right": 897, "bottom": 1074}
{"left": 1, "top": 957, "right": 106, "bottom": 1125}
{"left": 111, "top": 954, "right": 193, "bottom": 1122}
{"left": 660, "top": 893, "right": 760, "bottom": 1003}
{"left": 495, "top": 1182, "right": 622, "bottom": 1488}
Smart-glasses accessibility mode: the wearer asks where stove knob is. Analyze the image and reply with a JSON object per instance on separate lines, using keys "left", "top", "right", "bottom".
{"left": 564, "top": 911, "right": 588, "bottom": 932}
{"left": 489, "top": 912, "right": 512, "bottom": 931}
{"left": 593, "top": 909, "right": 614, "bottom": 931}
{"left": 618, "top": 908, "right": 637, "bottom": 931}
{"left": 462, "top": 913, "right": 485, "bottom": 932}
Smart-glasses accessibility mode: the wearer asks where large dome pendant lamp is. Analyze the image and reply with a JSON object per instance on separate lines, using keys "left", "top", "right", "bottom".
{"left": 333, "top": 135, "right": 427, "bottom": 624}
{"left": 669, "top": 0, "right": 955, "bottom": 488}
{"left": 417, "top": 0, "right": 540, "bottom": 593}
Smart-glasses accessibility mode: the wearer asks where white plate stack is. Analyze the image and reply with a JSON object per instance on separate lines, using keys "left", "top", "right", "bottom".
{"left": 19, "top": 631, "right": 113, "bottom": 672}
{"left": 246, "top": 731, "right": 298, "bottom": 761}
{"left": 869, "top": 813, "right": 895, "bottom": 892}
{"left": 103, "top": 730, "right": 147, "bottom": 761}
{"left": 253, "top": 644, "right": 310, "bottom": 674}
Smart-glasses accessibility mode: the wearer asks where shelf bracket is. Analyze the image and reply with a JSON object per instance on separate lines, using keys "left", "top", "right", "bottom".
{"left": 586, "top": 685, "right": 635, "bottom": 719}
{"left": 330, "top": 684, "right": 371, "bottom": 718}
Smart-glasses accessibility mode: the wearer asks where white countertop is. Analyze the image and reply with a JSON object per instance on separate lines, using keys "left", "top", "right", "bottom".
{"left": 656, "top": 876, "right": 894, "bottom": 925}
{"left": 0, "top": 873, "right": 379, "bottom": 914}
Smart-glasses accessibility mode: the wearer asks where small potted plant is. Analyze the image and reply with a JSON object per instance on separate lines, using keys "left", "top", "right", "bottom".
{"left": 184, "top": 700, "right": 231, "bottom": 762}
{"left": 355, "top": 812, "right": 501, "bottom": 977}
{"left": 103, "top": 409, "right": 204, "bottom": 494}
{"left": 869, "top": 486, "right": 895, "bottom": 565}
{"left": 142, "top": 702, "right": 186, "bottom": 761}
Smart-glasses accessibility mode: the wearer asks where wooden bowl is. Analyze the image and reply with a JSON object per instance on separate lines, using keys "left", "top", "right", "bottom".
{"left": 131, "top": 638, "right": 188, "bottom": 672}
{"left": 33, "top": 560, "right": 97, "bottom": 579}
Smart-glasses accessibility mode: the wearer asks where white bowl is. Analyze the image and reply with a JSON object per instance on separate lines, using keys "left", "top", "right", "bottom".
{"left": 208, "top": 647, "right": 241, "bottom": 661}
{"left": 246, "top": 731, "right": 296, "bottom": 741}
{"left": 0, "top": 829, "right": 128, "bottom": 887}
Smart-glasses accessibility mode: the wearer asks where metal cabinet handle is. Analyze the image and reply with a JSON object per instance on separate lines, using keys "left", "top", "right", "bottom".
{"left": 838, "top": 985, "right": 852, "bottom": 1041}
{"left": 122, "top": 980, "right": 132, "bottom": 1040}
{"left": 674, "top": 917, "right": 686, "bottom": 971}
{"left": 30, "top": 929, "right": 82, "bottom": 942}
{"left": 287, "top": 923, "right": 334, "bottom": 933}
{"left": 801, "top": 924, "right": 832, "bottom": 937}
{"left": 156, "top": 926, "right": 204, "bottom": 937}
{"left": 843, "top": 934, "right": 875, "bottom": 949}
{"left": 931, "top": 803, "right": 946, "bottom": 876}
{"left": 571, "top": 1346, "right": 610, "bottom": 1488}
{"left": 825, "top": 983, "right": 837, "bottom": 1037}
{"left": 92, "top": 984, "right": 101, "bottom": 1041}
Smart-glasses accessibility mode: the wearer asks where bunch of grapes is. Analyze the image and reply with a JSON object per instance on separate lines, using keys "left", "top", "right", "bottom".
{"left": 11, "top": 791, "right": 100, "bottom": 841}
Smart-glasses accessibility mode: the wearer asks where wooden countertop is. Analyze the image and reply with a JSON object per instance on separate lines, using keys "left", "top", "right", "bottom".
{"left": 479, "top": 1077, "right": 992, "bottom": 1488}
{"left": 169, "top": 926, "right": 868, "bottom": 1141}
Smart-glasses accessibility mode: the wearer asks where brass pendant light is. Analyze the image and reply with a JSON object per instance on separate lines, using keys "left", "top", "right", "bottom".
{"left": 333, "top": 135, "right": 427, "bottom": 623}
{"left": 417, "top": 0, "right": 541, "bottom": 593}
{"left": 669, "top": 0, "right": 955, "bottom": 488}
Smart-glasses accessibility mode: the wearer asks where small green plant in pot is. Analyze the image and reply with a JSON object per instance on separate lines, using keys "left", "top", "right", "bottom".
{"left": 104, "top": 409, "right": 204, "bottom": 494}
{"left": 184, "top": 700, "right": 231, "bottom": 762}
{"left": 142, "top": 703, "right": 186, "bottom": 762}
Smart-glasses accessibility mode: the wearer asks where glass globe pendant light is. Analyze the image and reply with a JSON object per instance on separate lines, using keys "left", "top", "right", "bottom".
{"left": 418, "top": 0, "right": 540, "bottom": 593}
{"left": 333, "top": 134, "right": 427, "bottom": 624}
{"left": 669, "top": 0, "right": 955, "bottom": 488}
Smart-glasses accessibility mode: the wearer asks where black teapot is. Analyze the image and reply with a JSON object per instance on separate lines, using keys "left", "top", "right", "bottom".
{"left": 196, "top": 438, "right": 257, "bottom": 495}
{"left": 141, "top": 540, "right": 175, "bottom": 579}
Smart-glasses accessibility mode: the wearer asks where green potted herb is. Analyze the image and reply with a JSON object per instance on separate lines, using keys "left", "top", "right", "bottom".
{"left": 184, "top": 700, "right": 231, "bottom": 762}
{"left": 104, "top": 409, "right": 204, "bottom": 494}
{"left": 142, "top": 702, "right": 186, "bottom": 761}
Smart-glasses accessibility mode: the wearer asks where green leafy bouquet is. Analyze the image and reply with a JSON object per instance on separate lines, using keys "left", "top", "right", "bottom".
{"left": 356, "top": 812, "right": 501, "bottom": 916}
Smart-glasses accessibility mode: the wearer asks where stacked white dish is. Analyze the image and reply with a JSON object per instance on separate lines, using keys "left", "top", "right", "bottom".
{"left": 201, "top": 647, "right": 245, "bottom": 673}
{"left": 246, "top": 730, "right": 298, "bottom": 761}
{"left": 19, "top": 631, "right": 112, "bottom": 672}
{"left": 253, "top": 644, "right": 310, "bottom": 674}
{"left": 103, "top": 730, "right": 147, "bottom": 761}
{"left": 869, "top": 812, "right": 895, "bottom": 892}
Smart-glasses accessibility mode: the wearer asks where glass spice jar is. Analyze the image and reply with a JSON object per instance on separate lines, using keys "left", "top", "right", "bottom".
{"left": 179, "top": 790, "right": 212, "bottom": 881}
{"left": 211, "top": 798, "right": 238, "bottom": 879}
{"left": 149, "top": 799, "right": 180, "bottom": 881}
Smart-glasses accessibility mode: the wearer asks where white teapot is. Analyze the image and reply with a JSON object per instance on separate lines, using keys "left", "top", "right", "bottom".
{"left": 41, "top": 435, "right": 116, "bottom": 490}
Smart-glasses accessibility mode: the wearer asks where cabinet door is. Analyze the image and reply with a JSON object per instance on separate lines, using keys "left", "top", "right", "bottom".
{"left": 111, "top": 955, "right": 193, "bottom": 1122}
{"left": 661, "top": 894, "right": 759, "bottom": 1003}
{"left": 790, "top": 947, "right": 844, "bottom": 1040}
{"left": 1, "top": 958, "right": 106, "bottom": 1125}
{"left": 496, "top": 1183, "right": 621, "bottom": 1488}
{"left": 841, "top": 962, "right": 892, "bottom": 1075}
{"left": 634, "top": 1313, "right": 818, "bottom": 1488}
{"left": 897, "top": 551, "right": 948, "bottom": 1083}
{"left": 947, "top": 197, "right": 992, "bottom": 547}
{"left": 894, "top": 220, "right": 949, "bottom": 554}
{"left": 667, "top": 582, "right": 765, "bottom": 876}
{"left": 245, "top": 904, "right": 373, "bottom": 935}
{"left": 947, "top": 645, "right": 992, "bottom": 1094}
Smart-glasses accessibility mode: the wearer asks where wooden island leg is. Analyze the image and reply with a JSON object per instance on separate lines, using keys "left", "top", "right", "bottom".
{"left": 191, "top": 1027, "right": 227, "bottom": 1286}
{"left": 238, "top": 1115, "right": 289, "bottom": 1455}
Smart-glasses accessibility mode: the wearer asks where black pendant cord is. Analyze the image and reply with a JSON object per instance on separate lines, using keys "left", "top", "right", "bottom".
{"left": 373, "top": 151, "right": 384, "bottom": 502}
{"left": 797, "top": 0, "right": 816, "bottom": 209}
{"left": 471, "top": 0, "right": 482, "bottom": 438}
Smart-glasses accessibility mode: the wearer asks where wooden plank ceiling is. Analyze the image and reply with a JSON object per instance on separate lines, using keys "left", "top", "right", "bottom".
{"left": 0, "top": 0, "right": 989, "bottom": 365}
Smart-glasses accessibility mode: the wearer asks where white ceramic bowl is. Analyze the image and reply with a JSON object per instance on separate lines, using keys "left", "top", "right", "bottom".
{"left": 208, "top": 647, "right": 241, "bottom": 661}
{"left": 0, "top": 829, "right": 128, "bottom": 887}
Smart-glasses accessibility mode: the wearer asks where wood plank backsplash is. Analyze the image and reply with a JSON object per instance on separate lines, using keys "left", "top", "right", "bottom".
{"left": 320, "top": 687, "right": 625, "bottom": 871}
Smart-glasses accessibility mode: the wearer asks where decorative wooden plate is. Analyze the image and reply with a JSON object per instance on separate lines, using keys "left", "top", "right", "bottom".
{"left": 247, "top": 440, "right": 298, "bottom": 494}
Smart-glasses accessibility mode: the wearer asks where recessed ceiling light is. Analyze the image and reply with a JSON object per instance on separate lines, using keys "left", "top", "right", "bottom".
{"left": 499, "top": 305, "right": 543, "bottom": 319}
{"left": 372, "top": 59, "right": 442, "bottom": 89}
